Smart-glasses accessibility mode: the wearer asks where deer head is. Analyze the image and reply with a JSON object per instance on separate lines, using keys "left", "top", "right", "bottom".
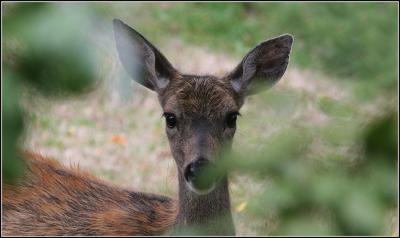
{"left": 113, "top": 19, "right": 293, "bottom": 195}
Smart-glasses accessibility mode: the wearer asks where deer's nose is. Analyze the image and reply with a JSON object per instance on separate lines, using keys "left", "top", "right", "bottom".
{"left": 184, "top": 157, "right": 214, "bottom": 190}
{"left": 185, "top": 157, "right": 210, "bottom": 182}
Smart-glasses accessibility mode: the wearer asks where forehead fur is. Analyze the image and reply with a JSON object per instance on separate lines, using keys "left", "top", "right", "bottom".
{"left": 160, "top": 75, "right": 239, "bottom": 117}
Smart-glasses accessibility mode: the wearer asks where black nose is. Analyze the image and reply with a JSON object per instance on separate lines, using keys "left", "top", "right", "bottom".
{"left": 184, "top": 157, "right": 213, "bottom": 189}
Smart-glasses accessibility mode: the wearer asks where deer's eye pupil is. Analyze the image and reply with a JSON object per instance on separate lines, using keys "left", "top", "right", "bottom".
{"left": 226, "top": 112, "right": 238, "bottom": 128}
{"left": 164, "top": 113, "right": 177, "bottom": 128}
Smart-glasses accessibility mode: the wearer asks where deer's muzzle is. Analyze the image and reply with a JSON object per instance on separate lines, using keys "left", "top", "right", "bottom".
{"left": 184, "top": 157, "right": 218, "bottom": 195}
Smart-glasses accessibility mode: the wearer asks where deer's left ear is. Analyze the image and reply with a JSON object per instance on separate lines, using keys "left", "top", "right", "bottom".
{"left": 225, "top": 34, "right": 293, "bottom": 96}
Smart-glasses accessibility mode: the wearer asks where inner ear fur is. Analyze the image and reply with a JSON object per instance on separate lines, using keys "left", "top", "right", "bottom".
{"left": 226, "top": 34, "right": 293, "bottom": 96}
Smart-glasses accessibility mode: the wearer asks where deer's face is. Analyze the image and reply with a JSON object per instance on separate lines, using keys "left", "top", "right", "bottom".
{"left": 113, "top": 19, "right": 293, "bottom": 195}
{"left": 159, "top": 76, "right": 241, "bottom": 193}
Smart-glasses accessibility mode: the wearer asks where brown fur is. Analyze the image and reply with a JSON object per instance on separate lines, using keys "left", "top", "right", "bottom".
{"left": 2, "top": 152, "right": 177, "bottom": 236}
{"left": 160, "top": 75, "right": 240, "bottom": 118}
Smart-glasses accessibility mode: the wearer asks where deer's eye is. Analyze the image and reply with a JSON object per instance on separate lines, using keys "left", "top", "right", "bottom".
{"left": 226, "top": 112, "right": 239, "bottom": 128}
{"left": 163, "top": 113, "right": 177, "bottom": 128}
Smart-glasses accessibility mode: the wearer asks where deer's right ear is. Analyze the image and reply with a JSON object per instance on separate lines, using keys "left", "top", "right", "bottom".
{"left": 113, "top": 19, "right": 177, "bottom": 92}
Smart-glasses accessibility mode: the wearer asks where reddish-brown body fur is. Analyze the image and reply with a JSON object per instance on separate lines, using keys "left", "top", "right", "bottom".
{"left": 2, "top": 152, "right": 177, "bottom": 236}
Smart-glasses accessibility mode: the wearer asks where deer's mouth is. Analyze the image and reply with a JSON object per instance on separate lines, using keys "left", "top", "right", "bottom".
{"left": 187, "top": 180, "right": 217, "bottom": 195}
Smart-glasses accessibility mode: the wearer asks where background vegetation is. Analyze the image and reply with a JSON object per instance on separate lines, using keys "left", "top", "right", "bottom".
{"left": 2, "top": 2, "right": 398, "bottom": 236}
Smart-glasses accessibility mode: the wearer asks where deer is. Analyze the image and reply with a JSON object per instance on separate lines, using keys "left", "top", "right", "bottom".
{"left": 2, "top": 19, "right": 293, "bottom": 236}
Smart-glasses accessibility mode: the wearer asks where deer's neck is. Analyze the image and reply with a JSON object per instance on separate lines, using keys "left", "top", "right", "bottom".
{"left": 174, "top": 173, "right": 235, "bottom": 235}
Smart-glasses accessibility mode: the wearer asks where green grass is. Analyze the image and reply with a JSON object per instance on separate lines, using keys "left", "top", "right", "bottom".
{"left": 74, "top": 118, "right": 96, "bottom": 127}
{"left": 137, "top": 2, "right": 397, "bottom": 98}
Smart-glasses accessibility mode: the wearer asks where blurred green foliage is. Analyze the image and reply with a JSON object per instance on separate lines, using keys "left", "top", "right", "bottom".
{"left": 198, "top": 108, "right": 397, "bottom": 235}
{"left": 4, "top": 3, "right": 98, "bottom": 96}
{"left": 3, "top": 71, "right": 26, "bottom": 183}
{"left": 3, "top": 3, "right": 98, "bottom": 182}
{"left": 2, "top": 2, "right": 398, "bottom": 236}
